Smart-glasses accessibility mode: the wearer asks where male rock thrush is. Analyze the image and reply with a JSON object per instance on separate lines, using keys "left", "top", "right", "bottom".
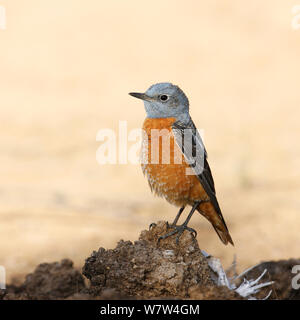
{"left": 129, "top": 83, "right": 233, "bottom": 245}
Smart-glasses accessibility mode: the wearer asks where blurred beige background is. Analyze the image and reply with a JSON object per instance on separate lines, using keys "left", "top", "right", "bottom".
{"left": 0, "top": 0, "right": 300, "bottom": 282}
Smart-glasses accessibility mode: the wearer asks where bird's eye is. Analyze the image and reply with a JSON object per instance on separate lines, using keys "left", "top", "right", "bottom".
{"left": 159, "top": 94, "right": 169, "bottom": 102}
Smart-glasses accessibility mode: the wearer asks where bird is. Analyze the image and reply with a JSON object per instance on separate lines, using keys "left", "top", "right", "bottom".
{"left": 129, "top": 82, "right": 233, "bottom": 245}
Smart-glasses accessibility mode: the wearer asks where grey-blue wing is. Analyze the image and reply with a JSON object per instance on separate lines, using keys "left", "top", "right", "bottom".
{"left": 172, "top": 119, "right": 228, "bottom": 230}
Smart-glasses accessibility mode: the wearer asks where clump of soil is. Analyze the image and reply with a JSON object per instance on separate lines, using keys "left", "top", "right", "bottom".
{"left": 2, "top": 259, "right": 85, "bottom": 300}
{"left": 82, "top": 221, "right": 237, "bottom": 299}
{"left": 0, "top": 221, "right": 299, "bottom": 300}
{"left": 246, "top": 259, "right": 300, "bottom": 300}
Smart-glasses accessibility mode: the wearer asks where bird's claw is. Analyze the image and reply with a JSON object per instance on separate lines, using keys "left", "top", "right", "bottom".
{"left": 188, "top": 227, "right": 197, "bottom": 239}
{"left": 149, "top": 222, "right": 157, "bottom": 230}
{"left": 157, "top": 225, "right": 197, "bottom": 245}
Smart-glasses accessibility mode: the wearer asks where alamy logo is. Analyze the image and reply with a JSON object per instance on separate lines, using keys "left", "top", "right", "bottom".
{"left": 0, "top": 266, "right": 5, "bottom": 290}
{"left": 0, "top": 5, "right": 6, "bottom": 30}
{"left": 292, "top": 265, "right": 300, "bottom": 290}
{"left": 96, "top": 121, "right": 206, "bottom": 175}
{"left": 292, "top": 5, "right": 300, "bottom": 30}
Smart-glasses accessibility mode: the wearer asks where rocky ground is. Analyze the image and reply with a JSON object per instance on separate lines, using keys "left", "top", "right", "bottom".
{"left": 0, "top": 222, "right": 299, "bottom": 300}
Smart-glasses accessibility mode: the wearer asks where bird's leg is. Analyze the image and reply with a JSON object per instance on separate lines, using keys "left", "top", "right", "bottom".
{"left": 158, "top": 201, "right": 200, "bottom": 244}
{"left": 150, "top": 206, "right": 185, "bottom": 230}
{"left": 170, "top": 206, "right": 185, "bottom": 227}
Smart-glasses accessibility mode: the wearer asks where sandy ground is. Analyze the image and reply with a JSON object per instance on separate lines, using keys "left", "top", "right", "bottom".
{"left": 0, "top": 0, "right": 300, "bottom": 282}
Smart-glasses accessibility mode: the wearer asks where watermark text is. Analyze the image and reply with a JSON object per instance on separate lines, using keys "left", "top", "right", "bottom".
{"left": 292, "top": 265, "right": 300, "bottom": 289}
{"left": 0, "top": 265, "right": 6, "bottom": 290}
{"left": 292, "top": 5, "right": 300, "bottom": 30}
{"left": 96, "top": 121, "right": 205, "bottom": 175}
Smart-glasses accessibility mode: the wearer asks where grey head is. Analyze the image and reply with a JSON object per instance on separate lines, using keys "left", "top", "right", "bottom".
{"left": 129, "top": 82, "right": 190, "bottom": 123}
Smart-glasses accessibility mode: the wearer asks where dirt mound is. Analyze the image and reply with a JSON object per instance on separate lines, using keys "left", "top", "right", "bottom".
{"left": 82, "top": 221, "right": 239, "bottom": 299}
{"left": 246, "top": 259, "right": 300, "bottom": 300}
{"left": 0, "top": 221, "right": 299, "bottom": 300}
{"left": 2, "top": 259, "right": 85, "bottom": 300}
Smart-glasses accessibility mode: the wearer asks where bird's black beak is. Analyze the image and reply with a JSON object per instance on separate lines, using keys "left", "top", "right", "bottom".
{"left": 129, "top": 92, "right": 152, "bottom": 102}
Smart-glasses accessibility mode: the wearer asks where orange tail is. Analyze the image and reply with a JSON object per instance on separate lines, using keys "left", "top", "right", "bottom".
{"left": 211, "top": 224, "right": 234, "bottom": 246}
{"left": 197, "top": 201, "right": 234, "bottom": 246}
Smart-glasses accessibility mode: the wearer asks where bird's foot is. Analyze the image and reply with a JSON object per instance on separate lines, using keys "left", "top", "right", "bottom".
{"left": 158, "top": 224, "right": 197, "bottom": 245}
{"left": 150, "top": 221, "right": 173, "bottom": 231}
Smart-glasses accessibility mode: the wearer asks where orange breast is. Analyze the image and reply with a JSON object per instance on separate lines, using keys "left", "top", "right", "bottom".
{"left": 141, "top": 117, "right": 209, "bottom": 207}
